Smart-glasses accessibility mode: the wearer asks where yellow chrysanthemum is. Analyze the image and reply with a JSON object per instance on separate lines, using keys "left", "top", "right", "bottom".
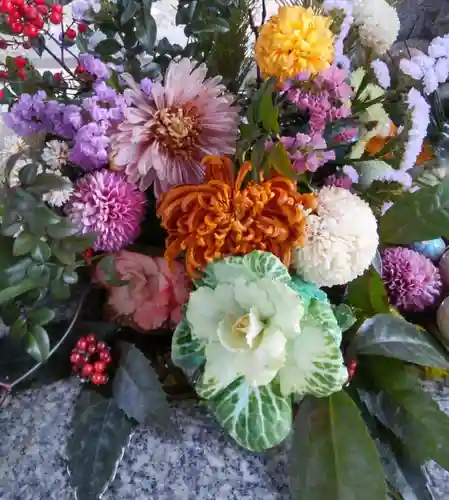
{"left": 255, "top": 6, "right": 334, "bottom": 83}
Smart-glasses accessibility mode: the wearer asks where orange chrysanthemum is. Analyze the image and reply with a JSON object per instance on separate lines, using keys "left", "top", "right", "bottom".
{"left": 365, "top": 121, "right": 433, "bottom": 165}
{"left": 157, "top": 156, "right": 317, "bottom": 277}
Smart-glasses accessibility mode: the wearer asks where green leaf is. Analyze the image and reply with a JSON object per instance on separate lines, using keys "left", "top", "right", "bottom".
{"left": 379, "top": 178, "right": 449, "bottom": 244}
{"left": 0, "top": 278, "right": 37, "bottom": 305}
{"left": 11, "top": 317, "right": 27, "bottom": 339}
{"left": 13, "top": 232, "right": 38, "bottom": 256}
{"left": 352, "top": 314, "right": 449, "bottom": 368}
{"left": 27, "top": 306, "right": 55, "bottom": 326}
{"left": 97, "top": 255, "right": 128, "bottom": 286}
{"left": 1, "top": 221, "right": 22, "bottom": 237}
{"left": 62, "top": 268, "right": 78, "bottom": 285}
{"left": 190, "top": 18, "right": 229, "bottom": 34}
{"left": 18, "top": 163, "right": 38, "bottom": 185}
{"left": 290, "top": 391, "right": 387, "bottom": 500}
{"left": 31, "top": 240, "right": 51, "bottom": 263}
{"left": 46, "top": 221, "right": 79, "bottom": 239}
{"left": 259, "top": 91, "right": 279, "bottom": 134}
{"left": 347, "top": 267, "right": 389, "bottom": 317}
{"left": 96, "top": 38, "right": 122, "bottom": 56}
{"left": 121, "top": 0, "right": 138, "bottom": 24}
{"left": 201, "top": 376, "right": 292, "bottom": 451}
{"left": 172, "top": 316, "right": 206, "bottom": 380}
{"left": 250, "top": 137, "right": 267, "bottom": 173}
{"left": 52, "top": 243, "right": 76, "bottom": 265}
{"left": 135, "top": 7, "right": 157, "bottom": 52}
{"left": 50, "top": 279, "right": 70, "bottom": 300}
{"left": 332, "top": 304, "right": 357, "bottom": 332}
{"left": 67, "top": 389, "right": 135, "bottom": 500}
{"left": 113, "top": 343, "right": 176, "bottom": 432}
{"left": 361, "top": 357, "right": 449, "bottom": 468}
{"left": 268, "top": 143, "right": 297, "bottom": 179}
{"left": 28, "top": 173, "right": 72, "bottom": 195}
{"left": 62, "top": 233, "right": 96, "bottom": 253}
{"left": 25, "top": 205, "right": 61, "bottom": 229}
{"left": 27, "top": 324, "right": 50, "bottom": 361}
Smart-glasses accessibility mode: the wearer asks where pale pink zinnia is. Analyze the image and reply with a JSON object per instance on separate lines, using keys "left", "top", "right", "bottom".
{"left": 95, "top": 251, "right": 191, "bottom": 331}
{"left": 111, "top": 58, "right": 240, "bottom": 195}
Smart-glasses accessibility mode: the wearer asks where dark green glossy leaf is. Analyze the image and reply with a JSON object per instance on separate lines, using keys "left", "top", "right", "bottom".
{"left": 268, "top": 143, "right": 296, "bottom": 179}
{"left": 26, "top": 262, "right": 47, "bottom": 281}
{"left": 27, "top": 307, "right": 55, "bottom": 326}
{"left": 50, "top": 279, "right": 70, "bottom": 300}
{"left": 121, "top": 0, "right": 138, "bottom": 24}
{"left": 62, "top": 233, "right": 96, "bottom": 253}
{"left": 290, "top": 391, "right": 386, "bottom": 500}
{"left": 27, "top": 324, "right": 50, "bottom": 361}
{"left": 30, "top": 34, "right": 46, "bottom": 56}
{"left": 13, "top": 232, "right": 38, "bottom": 256}
{"left": 10, "top": 187, "right": 38, "bottom": 211}
{"left": 67, "top": 389, "right": 135, "bottom": 500}
{"left": 11, "top": 317, "right": 27, "bottom": 339}
{"left": 353, "top": 314, "right": 449, "bottom": 368}
{"left": 379, "top": 179, "right": 449, "bottom": 244}
{"left": 31, "top": 240, "right": 51, "bottom": 263}
{"left": 135, "top": 8, "right": 157, "bottom": 52}
{"left": 113, "top": 343, "right": 175, "bottom": 431}
{"left": 25, "top": 205, "right": 61, "bottom": 230}
{"left": 18, "top": 163, "right": 38, "bottom": 185}
{"left": 46, "top": 221, "right": 79, "bottom": 239}
{"left": 96, "top": 38, "right": 122, "bottom": 56}
{"left": 1, "top": 221, "right": 23, "bottom": 237}
{"left": 3, "top": 257, "right": 32, "bottom": 286}
{"left": 52, "top": 243, "right": 76, "bottom": 265}
{"left": 347, "top": 267, "right": 389, "bottom": 317}
{"left": 250, "top": 137, "right": 267, "bottom": 173}
{"left": 361, "top": 357, "right": 449, "bottom": 468}
{"left": 28, "top": 173, "right": 72, "bottom": 195}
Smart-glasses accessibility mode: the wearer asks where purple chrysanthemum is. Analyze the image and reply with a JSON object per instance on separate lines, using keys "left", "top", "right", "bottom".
{"left": 65, "top": 170, "right": 146, "bottom": 252}
{"left": 382, "top": 247, "right": 443, "bottom": 313}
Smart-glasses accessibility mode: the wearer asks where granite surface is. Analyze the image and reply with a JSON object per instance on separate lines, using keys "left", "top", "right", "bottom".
{"left": 0, "top": 379, "right": 289, "bottom": 500}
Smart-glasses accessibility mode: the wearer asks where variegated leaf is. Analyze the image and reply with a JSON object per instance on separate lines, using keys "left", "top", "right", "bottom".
{"left": 171, "top": 317, "right": 205, "bottom": 379}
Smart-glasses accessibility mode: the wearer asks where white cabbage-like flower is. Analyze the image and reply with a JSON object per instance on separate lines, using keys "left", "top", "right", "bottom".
{"left": 292, "top": 187, "right": 379, "bottom": 287}
{"left": 352, "top": 0, "right": 399, "bottom": 54}
{"left": 173, "top": 251, "right": 347, "bottom": 451}
{"left": 358, "top": 160, "right": 413, "bottom": 189}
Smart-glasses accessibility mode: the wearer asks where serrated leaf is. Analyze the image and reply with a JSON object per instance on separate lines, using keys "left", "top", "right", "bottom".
{"left": 31, "top": 240, "right": 51, "bottom": 263}
{"left": 27, "top": 324, "right": 50, "bottom": 361}
{"left": 135, "top": 7, "right": 157, "bottom": 52}
{"left": 27, "top": 307, "right": 55, "bottom": 326}
{"left": 268, "top": 142, "right": 296, "bottom": 179}
{"left": 113, "top": 343, "right": 175, "bottom": 432}
{"left": 379, "top": 179, "right": 449, "bottom": 244}
{"left": 67, "top": 389, "right": 135, "bottom": 500}
{"left": 290, "top": 391, "right": 387, "bottom": 500}
{"left": 361, "top": 357, "right": 449, "bottom": 469}
{"left": 13, "top": 232, "right": 38, "bottom": 256}
{"left": 353, "top": 314, "right": 449, "bottom": 368}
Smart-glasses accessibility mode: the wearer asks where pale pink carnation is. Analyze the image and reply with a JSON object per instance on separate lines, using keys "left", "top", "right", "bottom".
{"left": 96, "top": 251, "right": 191, "bottom": 331}
{"left": 111, "top": 58, "right": 240, "bottom": 196}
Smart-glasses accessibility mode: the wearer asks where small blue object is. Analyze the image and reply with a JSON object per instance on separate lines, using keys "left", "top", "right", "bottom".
{"left": 410, "top": 238, "right": 446, "bottom": 262}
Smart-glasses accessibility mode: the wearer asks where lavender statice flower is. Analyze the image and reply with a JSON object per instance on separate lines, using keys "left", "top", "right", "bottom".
{"left": 69, "top": 122, "right": 110, "bottom": 170}
{"left": 4, "top": 91, "right": 48, "bottom": 136}
{"left": 79, "top": 53, "right": 111, "bottom": 80}
{"left": 370, "top": 59, "right": 391, "bottom": 89}
{"left": 401, "top": 88, "right": 430, "bottom": 171}
{"left": 65, "top": 170, "right": 146, "bottom": 252}
{"left": 382, "top": 247, "right": 442, "bottom": 313}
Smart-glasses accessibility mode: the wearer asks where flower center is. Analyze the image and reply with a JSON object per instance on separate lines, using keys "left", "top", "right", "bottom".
{"left": 152, "top": 104, "right": 201, "bottom": 160}
{"left": 218, "top": 309, "right": 264, "bottom": 353}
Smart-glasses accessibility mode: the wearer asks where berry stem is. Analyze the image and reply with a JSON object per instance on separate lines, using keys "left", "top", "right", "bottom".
{"left": 42, "top": 43, "right": 77, "bottom": 79}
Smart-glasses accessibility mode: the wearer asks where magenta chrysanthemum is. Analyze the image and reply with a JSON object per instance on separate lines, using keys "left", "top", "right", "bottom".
{"left": 382, "top": 247, "right": 443, "bottom": 313}
{"left": 111, "top": 58, "right": 240, "bottom": 195}
{"left": 65, "top": 170, "right": 146, "bottom": 252}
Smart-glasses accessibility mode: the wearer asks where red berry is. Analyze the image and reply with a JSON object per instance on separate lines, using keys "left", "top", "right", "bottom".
{"left": 6, "top": 10, "right": 19, "bottom": 21}
{"left": 23, "top": 4, "right": 37, "bottom": 18}
{"left": 0, "top": 90, "right": 3, "bottom": 101}
{"left": 36, "top": 3, "right": 48, "bottom": 14}
{"left": 77, "top": 22, "right": 87, "bottom": 33}
{"left": 0, "top": 40, "right": 6, "bottom": 49}
{"left": 81, "top": 363, "right": 94, "bottom": 378}
{"left": 70, "top": 352, "right": 82, "bottom": 364}
{"left": 1, "top": 0, "right": 14, "bottom": 14}
{"left": 11, "top": 0, "right": 23, "bottom": 6}
{"left": 97, "top": 341, "right": 106, "bottom": 350}
{"left": 65, "top": 27, "right": 76, "bottom": 39}
{"left": 22, "top": 40, "right": 31, "bottom": 48}
{"left": 0, "top": 70, "right": 8, "bottom": 79}
{"left": 11, "top": 21, "right": 23, "bottom": 33}
{"left": 32, "top": 15, "right": 44, "bottom": 28}
{"left": 14, "top": 56, "right": 27, "bottom": 68}
{"left": 49, "top": 10, "right": 61, "bottom": 23}
{"left": 53, "top": 71, "right": 62, "bottom": 82}
{"left": 77, "top": 338, "right": 88, "bottom": 350}
{"left": 34, "top": 0, "right": 45, "bottom": 4}
{"left": 94, "top": 361, "right": 107, "bottom": 373}
{"left": 51, "top": 2, "right": 62, "bottom": 12}
{"left": 17, "top": 68, "right": 27, "bottom": 80}
{"left": 99, "top": 350, "right": 111, "bottom": 363}
{"left": 87, "top": 343, "right": 96, "bottom": 354}
{"left": 91, "top": 372, "right": 107, "bottom": 385}
{"left": 86, "top": 334, "right": 96, "bottom": 343}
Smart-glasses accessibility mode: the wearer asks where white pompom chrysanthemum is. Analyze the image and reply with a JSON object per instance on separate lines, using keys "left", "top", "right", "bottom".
{"left": 292, "top": 187, "right": 379, "bottom": 287}
{"left": 352, "top": 0, "right": 400, "bottom": 55}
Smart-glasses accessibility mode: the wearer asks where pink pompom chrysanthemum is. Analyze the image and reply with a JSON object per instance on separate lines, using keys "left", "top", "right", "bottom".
{"left": 111, "top": 58, "right": 240, "bottom": 195}
{"left": 65, "top": 170, "right": 146, "bottom": 252}
{"left": 382, "top": 247, "right": 443, "bottom": 313}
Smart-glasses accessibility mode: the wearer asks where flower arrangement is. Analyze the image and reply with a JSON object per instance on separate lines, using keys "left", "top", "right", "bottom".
{"left": 2, "top": 0, "right": 449, "bottom": 498}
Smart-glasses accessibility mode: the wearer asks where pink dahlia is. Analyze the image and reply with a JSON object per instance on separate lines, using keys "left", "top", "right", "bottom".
{"left": 111, "top": 58, "right": 240, "bottom": 195}
{"left": 382, "top": 247, "right": 443, "bottom": 313}
{"left": 65, "top": 170, "right": 146, "bottom": 252}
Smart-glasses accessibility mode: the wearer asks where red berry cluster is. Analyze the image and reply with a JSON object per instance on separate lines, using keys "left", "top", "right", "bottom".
{"left": 0, "top": 0, "right": 63, "bottom": 37}
{"left": 70, "top": 334, "right": 112, "bottom": 386}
